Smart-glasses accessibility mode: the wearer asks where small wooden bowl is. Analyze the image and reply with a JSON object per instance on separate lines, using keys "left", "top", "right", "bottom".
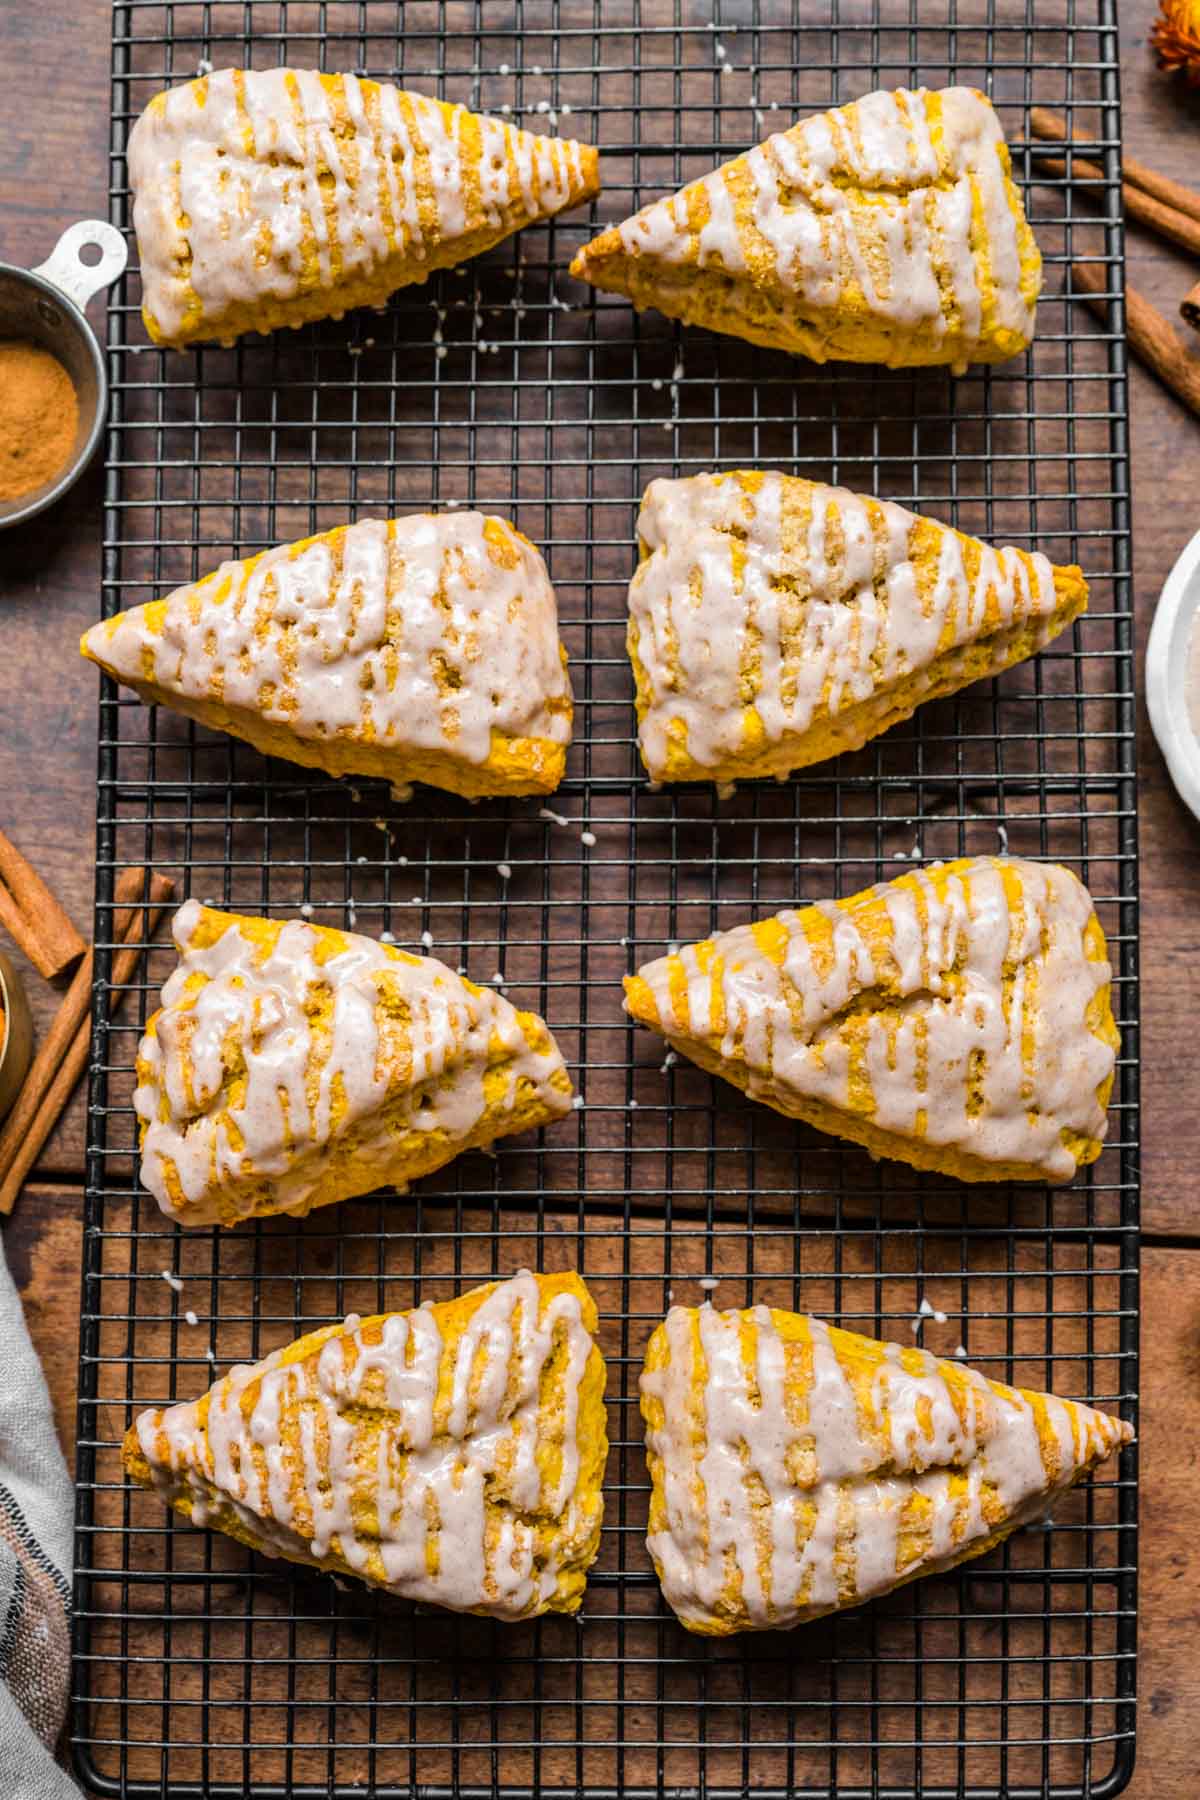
{"left": 0, "top": 952, "right": 33, "bottom": 1121}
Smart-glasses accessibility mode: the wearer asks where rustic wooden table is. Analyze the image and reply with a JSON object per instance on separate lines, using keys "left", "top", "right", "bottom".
{"left": 1, "top": 3, "right": 1196, "bottom": 1794}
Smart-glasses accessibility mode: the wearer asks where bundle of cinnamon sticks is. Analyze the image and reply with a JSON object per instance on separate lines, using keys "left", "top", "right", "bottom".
{"left": 0, "top": 850, "right": 172, "bottom": 1216}
{"left": 0, "top": 827, "right": 86, "bottom": 980}
{"left": 1031, "top": 108, "right": 1200, "bottom": 416}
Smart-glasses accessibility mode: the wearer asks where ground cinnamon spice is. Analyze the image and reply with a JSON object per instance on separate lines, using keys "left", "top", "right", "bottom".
{"left": 0, "top": 339, "right": 79, "bottom": 502}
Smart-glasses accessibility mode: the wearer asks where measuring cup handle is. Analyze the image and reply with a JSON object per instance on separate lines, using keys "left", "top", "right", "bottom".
{"left": 30, "top": 220, "right": 128, "bottom": 312}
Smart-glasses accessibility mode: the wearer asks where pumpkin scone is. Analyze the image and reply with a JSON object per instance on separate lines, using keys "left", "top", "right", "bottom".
{"left": 627, "top": 472, "right": 1086, "bottom": 787}
{"left": 135, "top": 901, "right": 573, "bottom": 1227}
{"left": 624, "top": 856, "right": 1118, "bottom": 1184}
{"left": 640, "top": 1301, "right": 1131, "bottom": 1635}
{"left": 81, "top": 513, "right": 573, "bottom": 799}
{"left": 129, "top": 68, "right": 600, "bottom": 348}
{"left": 571, "top": 86, "right": 1040, "bottom": 372}
{"left": 125, "top": 1270, "right": 609, "bottom": 1620}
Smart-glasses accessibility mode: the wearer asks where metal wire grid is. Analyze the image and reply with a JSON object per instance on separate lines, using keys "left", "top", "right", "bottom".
{"left": 73, "top": 3, "right": 1137, "bottom": 1796}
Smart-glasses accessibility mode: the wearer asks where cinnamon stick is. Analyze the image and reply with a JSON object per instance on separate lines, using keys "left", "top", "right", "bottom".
{"left": 1072, "top": 260, "right": 1200, "bottom": 417}
{"left": 1031, "top": 106, "right": 1200, "bottom": 226}
{"left": 1179, "top": 278, "right": 1200, "bottom": 334}
{"left": 1035, "top": 146, "right": 1200, "bottom": 259}
{"left": 0, "top": 868, "right": 174, "bottom": 1216}
{"left": 0, "top": 827, "right": 86, "bottom": 979}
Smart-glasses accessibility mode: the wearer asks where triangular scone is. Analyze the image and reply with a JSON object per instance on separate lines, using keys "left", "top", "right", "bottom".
{"left": 125, "top": 1271, "right": 608, "bottom": 1620}
{"left": 129, "top": 69, "right": 601, "bottom": 347}
{"left": 641, "top": 1302, "right": 1130, "bottom": 1636}
{"left": 136, "top": 901, "right": 573, "bottom": 1227}
{"left": 81, "top": 513, "right": 574, "bottom": 799}
{"left": 628, "top": 472, "right": 1086, "bottom": 786}
{"left": 571, "top": 86, "right": 1040, "bottom": 371}
{"left": 624, "top": 856, "right": 1118, "bottom": 1184}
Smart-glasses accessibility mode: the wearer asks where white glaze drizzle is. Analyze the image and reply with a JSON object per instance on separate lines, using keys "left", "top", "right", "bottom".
{"left": 135, "top": 900, "right": 571, "bottom": 1226}
{"left": 640, "top": 1304, "right": 1130, "bottom": 1633}
{"left": 629, "top": 856, "right": 1114, "bottom": 1180}
{"left": 84, "top": 513, "right": 572, "bottom": 769}
{"left": 606, "top": 86, "right": 1034, "bottom": 364}
{"left": 629, "top": 472, "right": 1064, "bottom": 782}
{"left": 134, "top": 1271, "right": 598, "bottom": 1619}
{"left": 128, "top": 68, "right": 595, "bottom": 342}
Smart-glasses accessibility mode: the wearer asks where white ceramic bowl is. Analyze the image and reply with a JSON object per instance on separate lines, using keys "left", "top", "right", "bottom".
{"left": 1146, "top": 525, "right": 1200, "bottom": 826}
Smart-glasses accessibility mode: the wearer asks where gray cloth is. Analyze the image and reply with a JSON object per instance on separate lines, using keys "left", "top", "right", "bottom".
{"left": 0, "top": 1232, "right": 78, "bottom": 1798}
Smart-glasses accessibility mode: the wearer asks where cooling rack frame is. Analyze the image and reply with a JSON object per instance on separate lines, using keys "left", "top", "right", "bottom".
{"left": 74, "top": 4, "right": 1139, "bottom": 1796}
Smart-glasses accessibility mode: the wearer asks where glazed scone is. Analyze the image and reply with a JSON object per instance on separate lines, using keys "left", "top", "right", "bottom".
{"left": 136, "top": 901, "right": 573, "bottom": 1227}
{"left": 125, "top": 1271, "right": 608, "bottom": 1620}
{"left": 129, "top": 69, "right": 601, "bottom": 347}
{"left": 80, "top": 513, "right": 573, "bottom": 799}
{"left": 571, "top": 87, "right": 1040, "bottom": 371}
{"left": 640, "top": 1302, "right": 1131, "bottom": 1635}
{"left": 624, "top": 856, "right": 1118, "bottom": 1184}
{"left": 628, "top": 472, "right": 1086, "bottom": 787}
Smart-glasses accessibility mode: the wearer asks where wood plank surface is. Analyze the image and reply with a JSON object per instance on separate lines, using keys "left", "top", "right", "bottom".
{"left": 0, "top": 3, "right": 111, "bottom": 1176}
{"left": 0, "top": 0, "right": 1195, "bottom": 1212}
{"left": 0, "top": 0, "right": 1198, "bottom": 1794}
{"left": 1121, "top": 29, "right": 1200, "bottom": 1242}
{"left": 1122, "top": 1248, "right": 1200, "bottom": 1800}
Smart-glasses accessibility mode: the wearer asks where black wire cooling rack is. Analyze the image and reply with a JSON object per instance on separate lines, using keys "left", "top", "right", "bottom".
{"left": 73, "top": 3, "right": 1138, "bottom": 1797}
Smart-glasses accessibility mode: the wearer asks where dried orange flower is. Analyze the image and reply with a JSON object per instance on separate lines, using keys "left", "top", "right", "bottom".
{"left": 1153, "top": 0, "right": 1200, "bottom": 83}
